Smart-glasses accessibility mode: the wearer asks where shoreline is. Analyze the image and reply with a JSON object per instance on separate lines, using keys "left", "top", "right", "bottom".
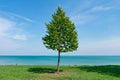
{"left": 0, "top": 64, "right": 120, "bottom": 66}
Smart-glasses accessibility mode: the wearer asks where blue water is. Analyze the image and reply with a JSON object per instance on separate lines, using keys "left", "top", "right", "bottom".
{"left": 0, "top": 56, "right": 120, "bottom": 65}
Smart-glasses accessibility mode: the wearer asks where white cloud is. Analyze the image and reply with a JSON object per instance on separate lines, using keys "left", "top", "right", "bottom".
{"left": 0, "top": 17, "right": 28, "bottom": 53}
{"left": 0, "top": 38, "right": 21, "bottom": 49}
{"left": 0, "top": 11, "right": 36, "bottom": 23}
{"left": 0, "top": 11, "right": 31, "bottom": 54}
{"left": 0, "top": 17, "right": 28, "bottom": 40}
{"left": 0, "top": 18, "right": 15, "bottom": 37}
{"left": 78, "top": 37, "right": 120, "bottom": 55}
{"left": 69, "top": 1, "right": 114, "bottom": 26}
{"left": 92, "top": 6, "right": 112, "bottom": 11}
{"left": 8, "top": 12, "right": 36, "bottom": 23}
{"left": 70, "top": 14, "right": 94, "bottom": 25}
{"left": 69, "top": 6, "right": 113, "bottom": 26}
{"left": 0, "top": 18, "right": 29, "bottom": 54}
{"left": 12, "top": 34, "right": 27, "bottom": 40}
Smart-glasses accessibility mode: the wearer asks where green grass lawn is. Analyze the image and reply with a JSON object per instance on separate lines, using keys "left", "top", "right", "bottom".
{"left": 0, "top": 65, "right": 120, "bottom": 80}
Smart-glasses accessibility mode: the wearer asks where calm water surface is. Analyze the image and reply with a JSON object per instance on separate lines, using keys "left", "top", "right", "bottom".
{"left": 0, "top": 56, "right": 120, "bottom": 65}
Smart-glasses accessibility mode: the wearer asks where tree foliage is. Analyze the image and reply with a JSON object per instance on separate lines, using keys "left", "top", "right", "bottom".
{"left": 42, "top": 7, "right": 78, "bottom": 53}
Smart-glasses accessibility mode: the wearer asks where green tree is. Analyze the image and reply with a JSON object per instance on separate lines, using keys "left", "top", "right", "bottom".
{"left": 42, "top": 7, "right": 78, "bottom": 73}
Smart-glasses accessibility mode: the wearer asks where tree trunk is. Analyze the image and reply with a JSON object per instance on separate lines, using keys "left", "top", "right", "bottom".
{"left": 56, "top": 50, "right": 60, "bottom": 73}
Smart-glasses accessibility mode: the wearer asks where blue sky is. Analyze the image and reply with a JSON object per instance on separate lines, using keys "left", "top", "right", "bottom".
{"left": 0, "top": 0, "right": 120, "bottom": 55}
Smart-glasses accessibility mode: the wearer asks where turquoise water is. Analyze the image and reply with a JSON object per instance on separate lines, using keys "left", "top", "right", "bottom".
{"left": 0, "top": 56, "right": 120, "bottom": 65}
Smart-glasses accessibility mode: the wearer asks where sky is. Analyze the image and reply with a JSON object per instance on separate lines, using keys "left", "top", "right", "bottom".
{"left": 0, "top": 0, "right": 120, "bottom": 56}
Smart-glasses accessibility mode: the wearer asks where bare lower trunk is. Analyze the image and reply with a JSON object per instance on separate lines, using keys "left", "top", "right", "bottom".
{"left": 57, "top": 50, "right": 60, "bottom": 73}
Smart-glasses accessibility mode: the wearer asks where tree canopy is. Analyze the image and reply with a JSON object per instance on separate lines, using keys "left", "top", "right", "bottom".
{"left": 42, "top": 7, "right": 78, "bottom": 53}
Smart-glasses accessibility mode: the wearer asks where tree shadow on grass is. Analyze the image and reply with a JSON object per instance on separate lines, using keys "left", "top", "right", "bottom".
{"left": 79, "top": 65, "right": 120, "bottom": 77}
{"left": 28, "top": 67, "right": 63, "bottom": 73}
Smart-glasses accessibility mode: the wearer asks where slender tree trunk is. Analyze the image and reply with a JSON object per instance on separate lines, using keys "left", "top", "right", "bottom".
{"left": 57, "top": 50, "right": 60, "bottom": 73}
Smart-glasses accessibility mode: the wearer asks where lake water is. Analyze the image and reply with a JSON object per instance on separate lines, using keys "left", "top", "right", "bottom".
{"left": 0, "top": 56, "right": 120, "bottom": 65}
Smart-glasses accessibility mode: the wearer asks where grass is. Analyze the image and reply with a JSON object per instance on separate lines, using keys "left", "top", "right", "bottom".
{"left": 0, "top": 65, "right": 120, "bottom": 80}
